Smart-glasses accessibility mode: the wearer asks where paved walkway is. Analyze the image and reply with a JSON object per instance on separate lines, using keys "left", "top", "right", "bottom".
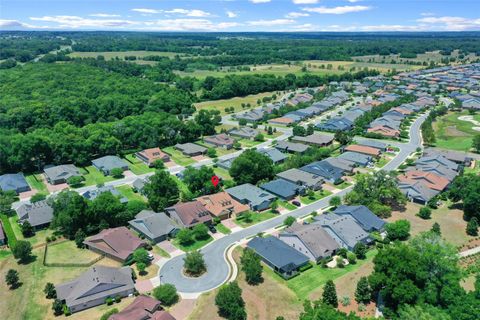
{"left": 459, "top": 245, "right": 480, "bottom": 258}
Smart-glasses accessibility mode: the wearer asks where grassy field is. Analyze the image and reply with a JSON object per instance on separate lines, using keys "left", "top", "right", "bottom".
{"left": 78, "top": 166, "right": 116, "bottom": 187}
{"left": 354, "top": 50, "right": 477, "bottom": 66}
{"left": 163, "top": 146, "right": 196, "bottom": 166}
{"left": 9, "top": 216, "right": 54, "bottom": 247}
{"left": 239, "top": 138, "right": 263, "bottom": 148}
{"left": 213, "top": 167, "right": 232, "bottom": 180}
{"left": 68, "top": 50, "right": 180, "bottom": 60}
{"left": 215, "top": 223, "right": 231, "bottom": 235}
{"left": 44, "top": 240, "right": 100, "bottom": 265}
{"left": 300, "top": 190, "right": 333, "bottom": 205}
{"left": 25, "top": 173, "right": 48, "bottom": 193}
{"left": 123, "top": 154, "right": 154, "bottom": 175}
{"left": 278, "top": 200, "right": 297, "bottom": 211}
{"left": 116, "top": 185, "right": 147, "bottom": 202}
{"left": 172, "top": 235, "right": 214, "bottom": 252}
{"left": 433, "top": 111, "right": 480, "bottom": 151}
{"left": 235, "top": 211, "right": 277, "bottom": 228}
{"left": 194, "top": 91, "right": 281, "bottom": 115}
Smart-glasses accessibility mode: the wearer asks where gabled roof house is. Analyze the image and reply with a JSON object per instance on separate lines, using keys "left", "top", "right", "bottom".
{"left": 16, "top": 200, "right": 54, "bottom": 229}
{"left": 44, "top": 164, "right": 81, "bottom": 185}
{"left": 333, "top": 205, "right": 385, "bottom": 232}
{"left": 165, "top": 200, "right": 212, "bottom": 228}
{"left": 0, "top": 173, "right": 30, "bottom": 194}
{"left": 226, "top": 183, "right": 276, "bottom": 211}
{"left": 197, "top": 191, "right": 249, "bottom": 220}
{"left": 92, "top": 156, "right": 129, "bottom": 176}
{"left": 129, "top": 210, "right": 179, "bottom": 243}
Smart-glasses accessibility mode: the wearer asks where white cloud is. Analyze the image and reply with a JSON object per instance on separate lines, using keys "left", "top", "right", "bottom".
{"left": 417, "top": 16, "right": 480, "bottom": 31}
{"left": 291, "top": 23, "right": 317, "bottom": 31}
{"left": 89, "top": 13, "right": 120, "bottom": 18}
{"left": 302, "top": 5, "right": 371, "bottom": 14}
{"left": 164, "top": 9, "right": 211, "bottom": 17}
{"left": 226, "top": 11, "right": 237, "bottom": 18}
{"left": 286, "top": 12, "right": 310, "bottom": 18}
{"left": 132, "top": 8, "right": 160, "bottom": 14}
{"left": 292, "top": 0, "right": 318, "bottom": 4}
{"left": 142, "top": 19, "right": 240, "bottom": 31}
{"left": 359, "top": 24, "right": 423, "bottom": 32}
{"left": 249, "top": 0, "right": 271, "bottom": 3}
{"left": 29, "top": 15, "right": 137, "bottom": 28}
{"left": 247, "top": 19, "right": 295, "bottom": 26}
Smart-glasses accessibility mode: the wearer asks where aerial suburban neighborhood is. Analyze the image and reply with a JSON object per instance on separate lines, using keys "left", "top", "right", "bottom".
{"left": 1, "top": 2, "right": 480, "bottom": 319}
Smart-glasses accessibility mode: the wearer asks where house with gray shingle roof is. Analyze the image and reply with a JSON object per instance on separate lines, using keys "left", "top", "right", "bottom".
{"left": 226, "top": 183, "right": 276, "bottom": 211}
{"left": 44, "top": 164, "right": 81, "bottom": 185}
{"left": 0, "top": 173, "right": 30, "bottom": 194}
{"left": 228, "top": 127, "right": 259, "bottom": 140}
{"left": 415, "top": 155, "right": 459, "bottom": 172}
{"left": 275, "top": 141, "right": 309, "bottom": 154}
{"left": 301, "top": 160, "right": 345, "bottom": 184}
{"left": 276, "top": 168, "right": 324, "bottom": 191}
{"left": 260, "top": 179, "right": 306, "bottom": 200}
{"left": 356, "top": 140, "right": 387, "bottom": 151}
{"left": 174, "top": 143, "right": 207, "bottom": 157}
{"left": 56, "top": 266, "right": 135, "bottom": 313}
{"left": 291, "top": 133, "right": 334, "bottom": 147}
{"left": 16, "top": 200, "right": 54, "bottom": 229}
{"left": 92, "top": 156, "right": 129, "bottom": 176}
{"left": 337, "top": 152, "right": 372, "bottom": 167}
{"left": 333, "top": 205, "right": 385, "bottom": 232}
{"left": 257, "top": 148, "right": 287, "bottom": 164}
{"left": 398, "top": 180, "right": 439, "bottom": 205}
{"left": 316, "top": 117, "right": 354, "bottom": 132}
{"left": 129, "top": 210, "right": 179, "bottom": 243}
{"left": 81, "top": 185, "right": 128, "bottom": 203}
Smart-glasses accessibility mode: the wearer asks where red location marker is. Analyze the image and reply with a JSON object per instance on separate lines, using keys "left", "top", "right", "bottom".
{"left": 211, "top": 175, "right": 220, "bottom": 187}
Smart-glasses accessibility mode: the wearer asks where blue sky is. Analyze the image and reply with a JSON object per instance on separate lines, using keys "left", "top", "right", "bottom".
{"left": 1, "top": 0, "right": 479, "bottom": 32}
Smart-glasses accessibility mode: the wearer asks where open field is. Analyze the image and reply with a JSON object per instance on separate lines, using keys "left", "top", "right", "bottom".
{"left": 433, "top": 111, "right": 480, "bottom": 151}
{"left": 116, "top": 185, "right": 147, "bottom": 202}
{"left": 44, "top": 240, "right": 100, "bottom": 265}
{"left": 354, "top": 50, "right": 477, "bottom": 65}
{"left": 163, "top": 146, "right": 196, "bottom": 166}
{"left": 123, "top": 154, "right": 154, "bottom": 175}
{"left": 9, "top": 216, "right": 54, "bottom": 247}
{"left": 68, "top": 50, "right": 180, "bottom": 60}
{"left": 194, "top": 91, "right": 281, "bottom": 115}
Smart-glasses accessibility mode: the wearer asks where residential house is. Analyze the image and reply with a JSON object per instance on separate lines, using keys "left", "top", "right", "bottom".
{"left": 316, "top": 118, "right": 354, "bottom": 132}
{"left": 236, "top": 109, "right": 264, "bottom": 123}
{"left": 412, "top": 163, "right": 457, "bottom": 182}
{"left": 268, "top": 117, "right": 296, "bottom": 126}
{"left": 110, "top": 295, "right": 176, "bottom": 320}
{"left": 0, "top": 173, "right": 30, "bottom": 194}
{"left": 356, "top": 140, "right": 387, "bottom": 151}
{"left": 135, "top": 148, "right": 170, "bottom": 167}
{"left": 83, "top": 227, "right": 146, "bottom": 262}
{"left": 228, "top": 127, "right": 259, "bottom": 140}
{"left": 92, "top": 156, "right": 129, "bottom": 176}
{"left": 197, "top": 191, "right": 249, "bottom": 220}
{"left": 174, "top": 143, "right": 207, "bottom": 157}
{"left": 43, "top": 164, "right": 81, "bottom": 185}
{"left": 247, "top": 236, "right": 309, "bottom": 279}
{"left": 16, "top": 200, "right": 54, "bottom": 229}
{"left": 276, "top": 168, "right": 324, "bottom": 191}
{"left": 415, "top": 155, "right": 459, "bottom": 171}
{"left": 260, "top": 179, "right": 306, "bottom": 200}
{"left": 165, "top": 200, "right": 212, "bottom": 228}
{"left": 132, "top": 177, "right": 149, "bottom": 195}
{"left": 398, "top": 180, "right": 439, "bottom": 205}
{"left": 257, "top": 148, "right": 288, "bottom": 164}
{"left": 367, "top": 126, "right": 400, "bottom": 138}
{"left": 291, "top": 133, "right": 334, "bottom": 147}
{"left": 397, "top": 170, "right": 450, "bottom": 191}
{"left": 337, "top": 152, "right": 372, "bottom": 167}
{"left": 423, "top": 148, "right": 472, "bottom": 166}
{"left": 56, "top": 266, "right": 135, "bottom": 313}
{"left": 217, "top": 156, "right": 237, "bottom": 170}
{"left": 313, "top": 214, "right": 373, "bottom": 250}
{"left": 344, "top": 144, "right": 381, "bottom": 157}
{"left": 333, "top": 205, "right": 385, "bottom": 232}
{"left": 279, "top": 222, "right": 339, "bottom": 263}
{"left": 226, "top": 183, "right": 276, "bottom": 211}
{"left": 128, "top": 210, "right": 179, "bottom": 243}
{"left": 300, "top": 161, "right": 345, "bottom": 184}
{"left": 81, "top": 185, "right": 128, "bottom": 203}
{"left": 204, "top": 133, "right": 235, "bottom": 149}
{"left": 275, "top": 141, "right": 309, "bottom": 154}
{"left": 323, "top": 157, "right": 355, "bottom": 173}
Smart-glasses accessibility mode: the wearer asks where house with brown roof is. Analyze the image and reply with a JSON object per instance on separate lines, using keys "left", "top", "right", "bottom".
{"left": 204, "top": 133, "right": 235, "bottom": 149}
{"left": 367, "top": 126, "right": 400, "bottom": 138}
{"left": 165, "top": 200, "right": 212, "bottom": 228}
{"left": 197, "top": 191, "right": 249, "bottom": 220}
{"left": 344, "top": 144, "right": 381, "bottom": 157}
{"left": 268, "top": 117, "right": 296, "bottom": 126}
{"left": 397, "top": 170, "right": 450, "bottom": 191}
{"left": 135, "top": 148, "right": 170, "bottom": 167}
{"left": 110, "top": 295, "right": 176, "bottom": 320}
{"left": 83, "top": 227, "right": 146, "bottom": 262}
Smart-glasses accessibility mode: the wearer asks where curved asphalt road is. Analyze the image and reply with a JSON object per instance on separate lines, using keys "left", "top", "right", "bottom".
{"left": 159, "top": 113, "right": 428, "bottom": 293}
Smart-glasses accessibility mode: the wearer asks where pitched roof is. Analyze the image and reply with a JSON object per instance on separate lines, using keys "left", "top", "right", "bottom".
{"left": 257, "top": 148, "right": 288, "bottom": 163}
{"left": 174, "top": 143, "right": 207, "bottom": 155}
{"left": 314, "top": 214, "right": 371, "bottom": 249}
{"left": 16, "top": 200, "right": 54, "bottom": 227}
{"left": 83, "top": 227, "right": 145, "bottom": 261}
{"left": 165, "top": 200, "right": 212, "bottom": 227}
{"left": 260, "top": 179, "right": 305, "bottom": 199}
{"left": 300, "top": 160, "right": 345, "bottom": 181}
{"left": 281, "top": 223, "right": 339, "bottom": 259}
{"left": 291, "top": 133, "right": 334, "bottom": 146}
{"left": 129, "top": 210, "right": 178, "bottom": 240}
{"left": 334, "top": 205, "right": 385, "bottom": 231}
{"left": 228, "top": 127, "right": 258, "bottom": 138}
{"left": 226, "top": 183, "right": 276, "bottom": 208}
{"left": 204, "top": 133, "right": 235, "bottom": 146}
{"left": 398, "top": 180, "right": 439, "bottom": 202}
{"left": 136, "top": 148, "right": 169, "bottom": 163}
{"left": 43, "top": 164, "right": 80, "bottom": 182}
{"left": 397, "top": 170, "right": 450, "bottom": 191}
{"left": 413, "top": 163, "right": 457, "bottom": 181}
{"left": 92, "top": 155, "right": 128, "bottom": 171}
{"left": 197, "top": 191, "right": 249, "bottom": 218}
{"left": 0, "top": 173, "right": 29, "bottom": 192}
{"left": 416, "top": 155, "right": 459, "bottom": 171}
{"left": 356, "top": 140, "right": 387, "bottom": 150}
{"left": 367, "top": 126, "right": 400, "bottom": 137}
{"left": 110, "top": 295, "right": 176, "bottom": 320}
{"left": 81, "top": 185, "right": 128, "bottom": 203}
{"left": 269, "top": 117, "right": 296, "bottom": 125}
{"left": 276, "top": 168, "right": 324, "bottom": 187}
{"left": 247, "top": 236, "right": 309, "bottom": 272}
{"left": 337, "top": 152, "right": 372, "bottom": 166}
{"left": 275, "top": 141, "right": 309, "bottom": 153}
{"left": 56, "top": 266, "right": 134, "bottom": 309}
{"left": 344, "top": 145, "right": 381, "bottom": 157}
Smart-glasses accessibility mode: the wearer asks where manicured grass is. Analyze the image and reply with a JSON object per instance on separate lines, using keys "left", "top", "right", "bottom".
{"left": 0, "top": 214, "right": 17, "bottom": 247}
{"left": 235, "top": 211, "right": 277, "bottom": 228}
{"left": 172, "top": 235, "right": 214, "bottom": 252}
{"left": 300, "top": 190, "right": 333, "bottom": 205}
{"left": 264, "top": 249, "right": 377, "bottom": 300}
{"left": 195, "top": 91, "right": 282, "bottom": 115}
{"left": 9, "top": 216, "right": 54, "bottom": 247}
{"left": 25, "top": 173, "right": 48, "bottom": 193}
{"left": 195, "top": 141, "right": 236, "bottom": 157}
{"left": 171, "top": 176, "right": 194, "bottom": 200}
{"left": 335, "top": 181, "right": 352, "bottom": 190}
{"left": 433, "top": 111, "right": 480, "bottom": 151}
{"left": 163, "top": 146, "right": 196, "bottom": 166}
{"left": 123, "top": 154, "right": 154, "bottom": 175}
{"left": 278, "top": 200, "right": 297, "bottom": 211}
{"left": 116, "top": 185, "right": 147, "bottom": 202}
{"left": 239, "top": 139, "right": 263, "bottom": 148}
{"left": 78, "top": 166, "right": 116, "bottom": 187}
{"left": 135, "top": 261, "right": 159, "bottom": 281}
{"left": 152, "top": 245, "right": 171, "bottom": 258}
{"left": 215, "top": 223, "right": 232, "bottom": 235}
{"left": 45, "top": 240, "right": 100, "bottom": 265}
{"left": 375, "top": 156, "right": 390, "bottom": 168}
{"left": 68, "top": 50, "right": 180, "bottom": 60}
{"left": 213, "top": 167, "right": 232, "bottom": 180}
{"left": 0, "top": 249, "right": 12, "bottom": 259}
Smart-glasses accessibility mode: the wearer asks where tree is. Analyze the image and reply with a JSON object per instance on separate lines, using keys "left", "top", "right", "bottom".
{"left": 152, "top": 159, "right": 165, "bottom": 170}
{"left": 182, "top": 165, "right": 219, "bottom": 196}
{"left": 153, "top": 284, "right": 179, "bottom": 306}
{"left": 137, "top": 262, "right": 147, "bottom": 275}
{"left": 67, "top": 175, "right": 84, "bottom": 187}
{"left": 306, "top": 124, "right": 314, "bottom": 136}
{"left": 347, "top": 252, "right": 356, "bottom": 265}
{"left": 110, "top": 167, "right": 124, "bottom": 178}
{"left": 240, "top": 248, "right": 263, "bottom": 285}
{"left": 353, "top": 242, "right": 367, "bottom": 260}
{"left": 12, "top": 240, "right": 32, "bottom": 263}
{"left": 20, "top": 221, "right": 35, "bottom": 238}
{"left": 6, "top": 269, "right": 20, "bottom": 289}
{"left": 74, "top": 228, "right": 86, "bottom": 248}
{"left": 397, "top": 304, "right": 451, "bottom": 320}
{"left": 193, "top": 223, "right": 209, "bottom": 240}
{"left": 293, "top": 125, "right": 307, "bottom": 137}
{"left": 44, "top": 282, "right": 56, "bottom": 299}
{"left": 334, "top": 131, "right": 352, "bottom": 145}
{"left": 418, "top": 207, "right": 432, "bottom": 220}
{"left": 183, "top": 250, "right": 206, "bottom": 276}
{"left": 322, "top": 280, "right": 338, "bottom": 308}
{"left": 30, "top": 193, "right": 46, "bottom": 203}
{"left": 300, "top": 301, "right": 361, "bottom": 320}
{"left": 144, "top": 170, "right": 179, "bottom": 211}
{"left": 215, "top": 281, "right": 246, "bottom": 320}
{"left": 254, "top": 133, "right": 265, "bottom": 142}
{"left": 329, "top": 196, "right": 341, "bottom": 208}
{"left": 431, "top": 222, "right": 441, "bottom": 235}
{"left": 207, "top": 148, "right": 217, "bottom": 158}
{"left": 229, "top": 150, "right": 274, "bottom": 185}
{"left": 385, "top": 219, "right": 411, "bottom": 241}
{"left": 472, "top": 134, "right": 480, "bottom": 153}
{"left": 283, "top": 216, "right": 296, "bottom": 227}
{"left": 133, "top": 248, "right": 150, "bottom": 265}
{"left": 176, "top": 228, "right": 193, "bottom": 245}
{"left": 466, "top": 217, "right": 479, "bottom": 236}
{"left": 355, "top": 277, "right": 372, "bottom": 304}
{"left": 52, "top": 299, "right": 63, "bottom": 316}
{"left": 270, "top": 200, "right": 279, "bottom": 213}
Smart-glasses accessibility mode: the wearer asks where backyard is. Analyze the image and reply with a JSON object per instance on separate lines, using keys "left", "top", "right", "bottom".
{"left": 433, "top": 111, "right": 480, "bottom": 151}
{"left": 77, "top": 166, "right": 116, "bottom": 187}
{"left": 123, "top": 154, "right": 155, "bottom": 175}
{"left": 116, "top": 185, "right": 147, "bottom": 203}
{"left": 163, "top": 146, "right": 196, "bottom": 166}
{"left": 9, "top": 216, "right": 54, "bottom": 247}
{"left": 25, "top": 173, "right": 48, "bottom": 193}
{"left": 44, "top": 240, "right": 101, "bottom": 265}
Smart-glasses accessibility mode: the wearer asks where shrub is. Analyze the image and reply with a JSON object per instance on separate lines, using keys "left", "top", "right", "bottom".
{"left": 110, "top": 168, "right": 124, "bottom": 178}
{"left": 418, "top": 207, "right": 432, "bottom": 220}
{"left": 336, "top": 257, "right": 345, "bottom": 268}
{"left": 153, "top": 284, "right": 179, "bottom": 306}
{"left": 100, "top": 308, "right": 119, "bottom": 320}
{"left": 283, "top": 216, "right": 296, "bottom": 227}
{"left": 347, "top": 252, "right": 357, "bottom": 265}
{"left": 105, "top": 297, "right": 114, "bottom": 305}
{"left": 340, "top": 296, "right": 351, "bottom": 306}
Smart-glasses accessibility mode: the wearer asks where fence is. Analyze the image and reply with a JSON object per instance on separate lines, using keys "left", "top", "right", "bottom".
{"left": 43, "top": 239, "right": 105, "bottom": 267}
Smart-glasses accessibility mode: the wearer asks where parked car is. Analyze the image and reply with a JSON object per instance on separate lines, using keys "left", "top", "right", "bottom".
{"left": 208, "top": 224, "right": 217, "bottom": 233}
{"left": 147, "top": 252, "right": 154, "bottom": 261}
{"left": 292, "top": 200, "right": 301, "bottom": 207}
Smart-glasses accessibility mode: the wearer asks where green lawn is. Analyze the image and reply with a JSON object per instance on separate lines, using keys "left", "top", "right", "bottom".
{"left": 215, "top": 223, "right": 232, "bottom": 235}
{"left": 123, "top": 154, "right": 154, "bottom": 175}
{"left": 0, "top": 214, "right": 16, "bottom": 247}
{"left": 172, "top": 235, "right": 214, "bottom": 252}
{"left": 213, "top": 167, "right": 232, "bottom": 180}
{"left": 77, "top": 166, "right": 116, "bottom": 187}
{"left": 194, "top": 91, "right": 281, "bottom": 115}
{"left": 195, "top": 141, "right": 236, "bottom": 157}
{"left": 44, "top": 240, "right": 100, "bottom": 265}
{"left": 300, "top": 190, "right": 333, "bottom": 205}
{"left": 433, "top": 111, "right": 480, "bottom": 151}
{"left": 116, "top": 185, "right": 147, "bottom": 202}
{"left": 235, "top": 211, "right": 277, "bottom": 228}
{"left": 9, "top": 216, "right": 54, "bottom": 247}
{"left": 264, "top": 249, "right": 377, "bottom": 300}
{"left": 163, "top": 146, "right": 196, "bottom": 166}
{"left": 171, "top": 176, "right": 194, "bottom": 200}
{"left": 25, "top": 173, "right": 48, "bottom": 193}
{"left": 152, "top": 245, "right": 171, "bottom": 258}
{"left": 375, "top": 156, "right": 390, "bottom": 168}
{"left": 239, "top": 139, "right": 263, "bottom": 148}
{"left": 278, "top": 200, "right": 297, "bottom": 211}
{"left": 335, "top": 181, "right": 352, "bottom": 190}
